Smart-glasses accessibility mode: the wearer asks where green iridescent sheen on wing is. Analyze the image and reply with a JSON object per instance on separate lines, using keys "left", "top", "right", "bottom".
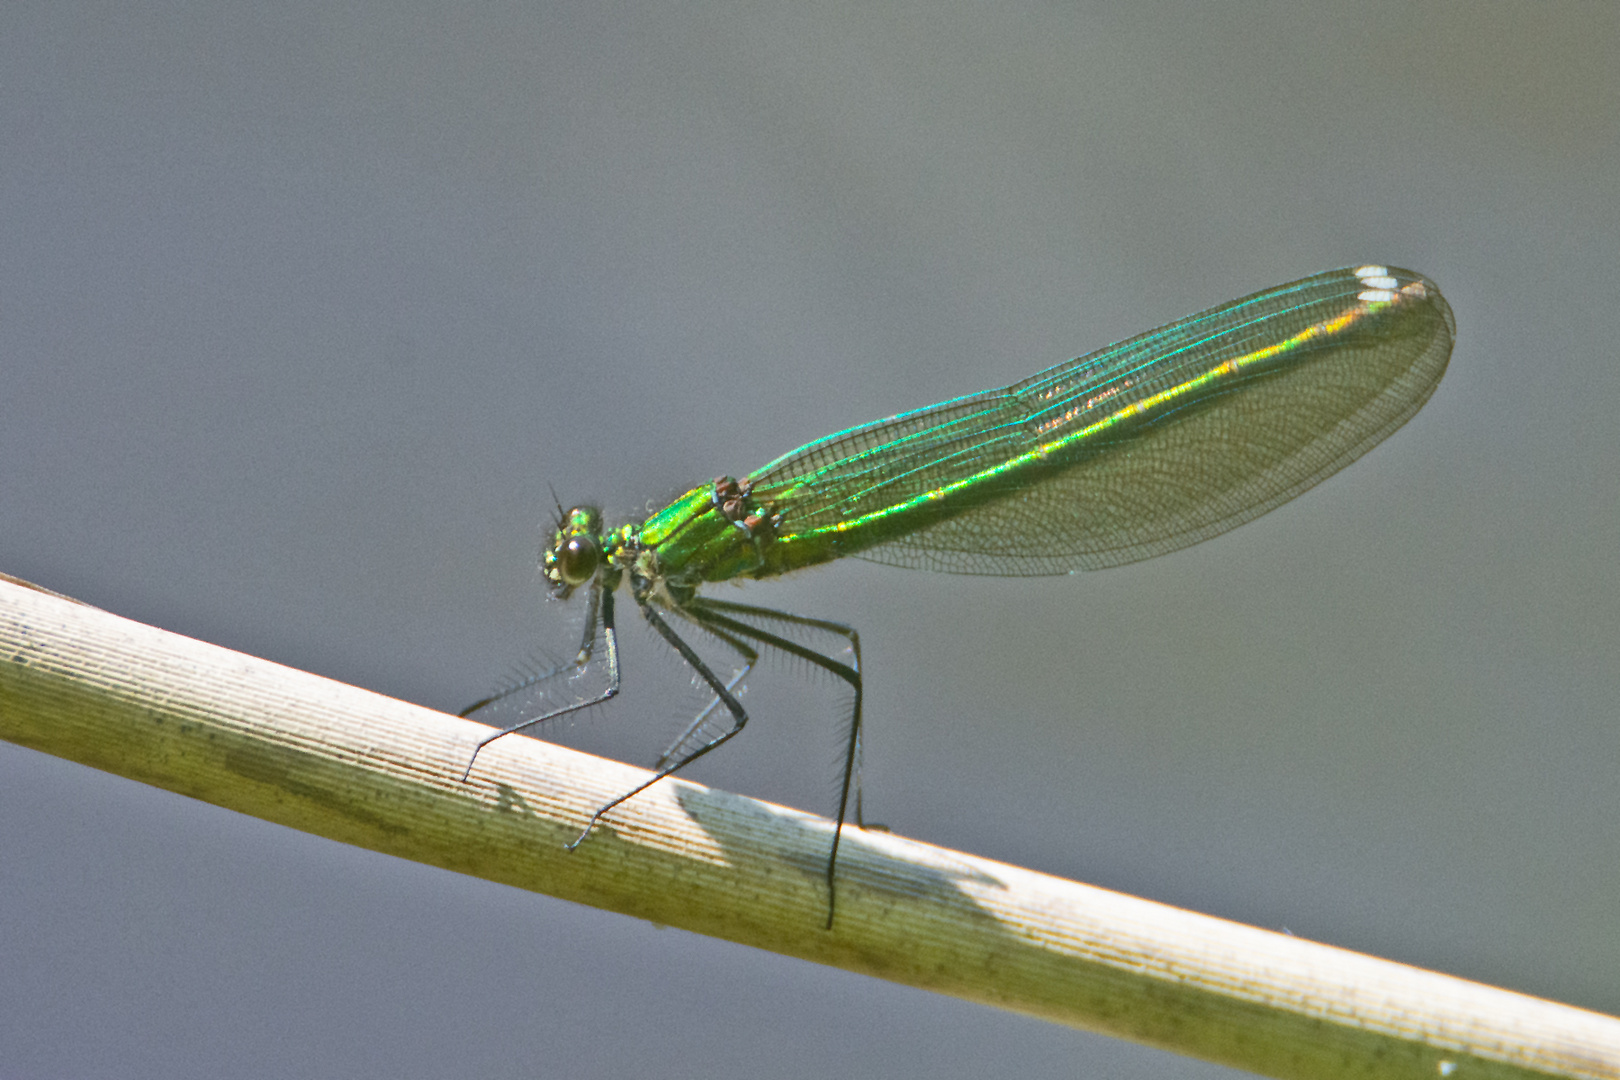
{"left": 481, "top": 264, "right": 1452, "bottom": 930}
{"left": 742, "top": 265, "right": 1453, "bottom": 577}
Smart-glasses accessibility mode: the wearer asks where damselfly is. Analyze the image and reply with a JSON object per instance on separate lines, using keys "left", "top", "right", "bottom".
{"left": 461, "top": 264, "right": 1455, "bottom": 926}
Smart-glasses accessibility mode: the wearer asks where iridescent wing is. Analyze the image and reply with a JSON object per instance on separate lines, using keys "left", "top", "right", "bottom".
{"left": 748, "top": 266, "right": 1453, "bottom": 575}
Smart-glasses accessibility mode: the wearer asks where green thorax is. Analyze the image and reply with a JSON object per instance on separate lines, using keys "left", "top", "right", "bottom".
{"left": 629, "top": 476, "right": 848, "bottom": 589}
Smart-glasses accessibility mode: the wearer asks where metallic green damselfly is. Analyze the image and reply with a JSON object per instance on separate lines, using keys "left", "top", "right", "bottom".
{"left": 462, "top": 264, "right": 1455, "bottom": 925}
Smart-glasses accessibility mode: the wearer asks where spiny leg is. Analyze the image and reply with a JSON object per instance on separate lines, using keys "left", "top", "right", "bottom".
{"left": 459, "top": 584, "right": 601, "bottom": 717}
{"left": 498, "top": 588, "right": 866, "bottom": 930}
{"left": 654, "top": 619, "right": 759, "bottom": 772}
{"left": 684, "top": 597, "right": 862, "bottom": 929}
{"left": 566, "top": 594, "right": 751, "bottom": 847}
{"left": 459, "top": 587, "right": 620, "bottom": 782}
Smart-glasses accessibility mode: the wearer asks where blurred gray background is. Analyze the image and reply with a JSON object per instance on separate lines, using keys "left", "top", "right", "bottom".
{"left": 2, "top": 3, "right": 1616, "bottom": 1077}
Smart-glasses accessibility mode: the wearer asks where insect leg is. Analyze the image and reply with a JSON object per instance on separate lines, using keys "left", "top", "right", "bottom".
{"left": 684, "top": 597, "right": 862, "bottom": 929}
{"left": 459, "top": 586, "right": 621, "bottom": 781}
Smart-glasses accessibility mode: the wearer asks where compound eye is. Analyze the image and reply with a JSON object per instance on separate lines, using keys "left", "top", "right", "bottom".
{"left": 556, "top": 534, "right": 600, "bottom": 585}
